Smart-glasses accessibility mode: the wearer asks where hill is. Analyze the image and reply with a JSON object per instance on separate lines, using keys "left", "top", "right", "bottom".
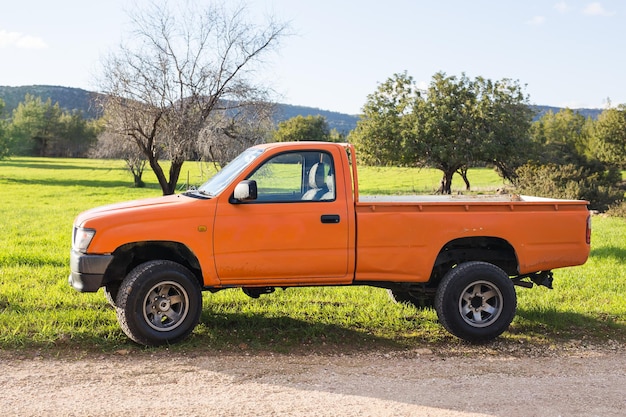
{"left": 0, "top": 85, "right": 103, "bottom": 120}
{"left": 532, "top": 105, "right": 602, "bottom": 120}
{"left": 0, "top": 85, "right": 604, "bottom": 133}
{"left": 0, "top": 85, "right": 359, "bottom": 133}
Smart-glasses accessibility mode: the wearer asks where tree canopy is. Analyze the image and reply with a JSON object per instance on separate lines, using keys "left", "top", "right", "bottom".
{"left": 273, "top": 115, "right": 331, "bottom": 142}
{"left": 591, "top": 104, "right": 626, "bottom": 169}
{"left": 7, "top": 94, "right": 99, "bottom": 157}
{"left": 0, "top": 99, "right": 8, "bottom": 159}
{"left": 517, "top": 107, "right": 623, "bottom": 211}
{"left": 529, "top": 108, "right": 592, "bottom": 165}
{"left": 350, "top": 72, "right": 533, "bottom": 194}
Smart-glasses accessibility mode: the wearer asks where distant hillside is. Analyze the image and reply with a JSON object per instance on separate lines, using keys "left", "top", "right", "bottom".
{"left": 0, "top": 85, "right": 359, "bottom": 133}
{"left": 272, "top": 103, "right": 359, "bottom": 133}
{"left": 532, "top": 105, "right": 602, "bottom": 121}
{"left": 0, "top": 85, "right": 604, "bottom": 133}
{"left": 0, "top": 85, "right": 103, "bottom": 119}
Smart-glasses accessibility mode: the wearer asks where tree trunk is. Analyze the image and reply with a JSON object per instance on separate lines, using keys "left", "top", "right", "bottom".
{"left": 132, "top": 173, "right": 145, "bottom": 188}
{"left": 166, "top": 160, "right": 184, "bottom": 195}
{"left": 438, "top": 170, "right": 455, "bottom": 194}
{"left": 125, "top": 158, "right": 145, "bottom": 188}
{"left": 148, "top": 158, "right": 171, "bottom": 196}
{"left": 457, "top": 167, "right": 471, "bottom": 191}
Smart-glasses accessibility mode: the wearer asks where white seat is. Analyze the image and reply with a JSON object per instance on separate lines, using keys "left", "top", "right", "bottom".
{"left": 301, "top": 162, "right": 328, "bottom": 200}
{"left": 320, "top": 173, "right": 335, "bottom": 200}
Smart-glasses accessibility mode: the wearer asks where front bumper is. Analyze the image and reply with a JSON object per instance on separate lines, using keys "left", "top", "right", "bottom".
{"left": 68, "top": 249, "right": 114, "bottom": 292}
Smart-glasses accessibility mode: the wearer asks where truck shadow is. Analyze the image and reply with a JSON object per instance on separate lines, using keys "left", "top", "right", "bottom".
{"left": 514, "top": 306, "right": 625, "bottom": 341}
{"left": 196, "top": 311, "right": 405, "bottom": 353}
{"left": 589, "top": 245, "right": 626, "bottom": 262}
{"left": 195, "top": 307, "right": 624, "bottom": 353}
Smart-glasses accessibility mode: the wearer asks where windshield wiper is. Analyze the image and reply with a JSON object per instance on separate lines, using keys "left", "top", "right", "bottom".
{"left": 183, "top": 189, "right": 213, "bottom": 199}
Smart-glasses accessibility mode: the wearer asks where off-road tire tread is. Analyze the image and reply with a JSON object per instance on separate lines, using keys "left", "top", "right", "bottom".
{"left": 116, "top": 260, "right": 202, "bottom": 346}
{"left": 435, "top": 261, "right": 516, "bottom": 343}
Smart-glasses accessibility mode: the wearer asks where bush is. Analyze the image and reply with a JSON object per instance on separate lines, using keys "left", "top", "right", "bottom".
{"left": 607, "top": 201, "right": 626, "bottom": 218}
{"left": 515, "top": 162, "right": 623, "bottom": 212}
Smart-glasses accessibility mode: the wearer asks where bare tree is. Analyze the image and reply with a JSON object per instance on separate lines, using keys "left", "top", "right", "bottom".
{"left": 98, "top": 0, "right": 287, "bottom": 195}
{"left": 90, "top": 128, "right": 147, "bottom": 188}
{"left": 197, "top": 100, "right": 275, "bottom": 168}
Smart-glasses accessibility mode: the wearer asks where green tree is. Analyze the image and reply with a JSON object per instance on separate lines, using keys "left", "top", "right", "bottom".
{"left": 529, "top": 108, "right": 592, "bottom": 165}
{"left": 516, "top": 107, "right": 623, "bottom": 211}
{"left": 349, "top": 72, "right": 417, "bottom": 166}
{"left": 0, "top": 99, "right": 8, "bottom": 158}
{"left": 56, "top": 112, "right": 101, "bottom": 157}
{"left": 591, "top": 104, "right": 626, "bottom": 169}
{"left": 351, "top": 72, "right": 533, "bottom": 194}
{"left": 409, "top": 72, "right": 481, "bottom": 193}
{"left": 8, "top": 94, "right": 100, "bottom": 157}
{"left": 273, "top": 115, "right": 330, "bottom": 142}
{"left": 472, "top": 76, "right": 534, "bottom": 183}
{"left": 9, "top": 94, "right": 63, "bottom": 156}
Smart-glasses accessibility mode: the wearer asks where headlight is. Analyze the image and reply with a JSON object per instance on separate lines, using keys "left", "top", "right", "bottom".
{"left": 73, "top": 227, "right": 96, "bottom": 252}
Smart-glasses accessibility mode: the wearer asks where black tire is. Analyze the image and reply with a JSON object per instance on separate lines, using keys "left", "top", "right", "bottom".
{"left": 435, "top": 261, "right": 516, "bottom": 343}
{"left": 116, "top": 260, "right": 202, "bottom": 346}
{"left": 104, "top": 282, "right": 120, "bottom": 307}
{"left": 387, "top": 289, "right": 435, "bottom": 309}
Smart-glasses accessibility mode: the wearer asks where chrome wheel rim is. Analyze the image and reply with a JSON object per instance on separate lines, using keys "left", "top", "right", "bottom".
{"left": 458, "top": 280, "right": 503, "bottom": 328}
{"left": 143, "top": 281, "right": 190, "bottom": 332}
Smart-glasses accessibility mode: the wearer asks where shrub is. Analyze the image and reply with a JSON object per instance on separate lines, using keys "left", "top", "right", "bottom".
{"left": 606, "top": 201, "right": 626, "bottom": 218}
{"left": 515, "top": 162, "right": 623, "bottom": 212}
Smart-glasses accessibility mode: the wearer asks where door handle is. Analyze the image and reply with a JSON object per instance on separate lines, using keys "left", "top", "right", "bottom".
{"left": 321, "top": 214, "right": 340, "bottom": 224}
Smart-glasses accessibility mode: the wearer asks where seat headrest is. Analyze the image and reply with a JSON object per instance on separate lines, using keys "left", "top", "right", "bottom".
{"left": 308, "top": 162, "right": 326, "bottom": 188}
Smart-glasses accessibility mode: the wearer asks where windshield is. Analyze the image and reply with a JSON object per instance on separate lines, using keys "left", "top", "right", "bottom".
{"left": 197, "top": 148, "right": 264, "bottom": 196}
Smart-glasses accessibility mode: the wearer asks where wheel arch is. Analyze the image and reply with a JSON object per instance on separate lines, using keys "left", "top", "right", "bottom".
{"left": 103, "top": 241, "right": 203, "bottom": 288}
{"left": 430, "top": 236, "right": 519, "bottom": 285}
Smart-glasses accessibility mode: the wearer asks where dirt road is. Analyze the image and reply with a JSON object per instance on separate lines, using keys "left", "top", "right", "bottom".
{"left": 1, "top": 344, "right": 624, "bottom": 417}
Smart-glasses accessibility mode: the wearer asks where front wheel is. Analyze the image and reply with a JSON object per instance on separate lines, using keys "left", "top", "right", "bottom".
{"left": 435, "top": 261, "right": 516, "bottom": 343}
{"left": 104, "top": 282, "right": 120, "bottom": 307}
{"left": 116, "top": 260, "right": 202, "bottom": 346}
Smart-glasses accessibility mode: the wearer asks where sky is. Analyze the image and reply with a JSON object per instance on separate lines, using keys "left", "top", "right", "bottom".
{"left": 1, "top": 0, "right": 624, "bottom": 115}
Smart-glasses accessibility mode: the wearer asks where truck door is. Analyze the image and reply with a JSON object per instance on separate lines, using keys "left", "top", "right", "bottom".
{"left": 213, "top": 150, "right": 351, "bottom": 285}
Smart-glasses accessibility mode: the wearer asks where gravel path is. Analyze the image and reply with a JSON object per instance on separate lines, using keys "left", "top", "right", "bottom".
{"left": 1, "top": 345, "right": 624, "bottom": 417}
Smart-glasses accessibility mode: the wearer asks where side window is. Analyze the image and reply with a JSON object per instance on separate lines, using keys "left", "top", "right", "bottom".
{"left": 247, "top": 151, "right": 335, "bottom": 202}
{"left": 249, "top": 153, "right": 304, "bottom": 201}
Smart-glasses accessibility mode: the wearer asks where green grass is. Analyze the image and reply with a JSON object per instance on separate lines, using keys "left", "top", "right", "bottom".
{"left": 356, "top": 166, "right": 506, "bottom": 195}
{"left": 0, "top": 156, "right": 624, "bottom": 354}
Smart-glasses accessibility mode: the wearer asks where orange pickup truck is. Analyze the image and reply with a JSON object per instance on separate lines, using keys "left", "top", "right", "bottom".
{"left": 69, "top": 141, "right": 591, "bottom": 346}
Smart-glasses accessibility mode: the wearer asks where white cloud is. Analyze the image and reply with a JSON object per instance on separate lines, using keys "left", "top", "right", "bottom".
{"left": 583, "top": 2, "right": 615, "bottom": 16}
{"left": 16, "top": 35, "right": 48, "bottom": 49}
{"left": 0, "top": 29, "right": 47, "bottom": 49}
{"left": 554, "top": 1, "right": 570, "bottom": 13}
{"left": 526, "top": 15, "right": 546, "bottom": 25}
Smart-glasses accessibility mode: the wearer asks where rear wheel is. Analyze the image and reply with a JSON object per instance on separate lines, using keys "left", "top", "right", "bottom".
{"left": 435, "top": 261, "right": 516, "bottom": 342}
{"left": 116, "top": 260, "right": 202, "bottom": 346}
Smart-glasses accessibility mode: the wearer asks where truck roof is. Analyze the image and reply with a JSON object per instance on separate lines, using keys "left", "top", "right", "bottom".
{"left": 252, "top": 141, "right": 350, "bottom": 151}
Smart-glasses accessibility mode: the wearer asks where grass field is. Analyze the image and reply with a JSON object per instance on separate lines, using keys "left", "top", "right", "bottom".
{"left": 0, "top": 156, "right": 624, "bottom": 352}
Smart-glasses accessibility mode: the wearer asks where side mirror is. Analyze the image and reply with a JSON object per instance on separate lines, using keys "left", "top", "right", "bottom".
{"left": 232, "top": 180, "right": 257, "bottom": 202}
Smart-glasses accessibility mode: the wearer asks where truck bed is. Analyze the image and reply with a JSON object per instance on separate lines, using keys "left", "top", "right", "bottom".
{"left": 354, "top": 193, "right": 590, "bottom": 283}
